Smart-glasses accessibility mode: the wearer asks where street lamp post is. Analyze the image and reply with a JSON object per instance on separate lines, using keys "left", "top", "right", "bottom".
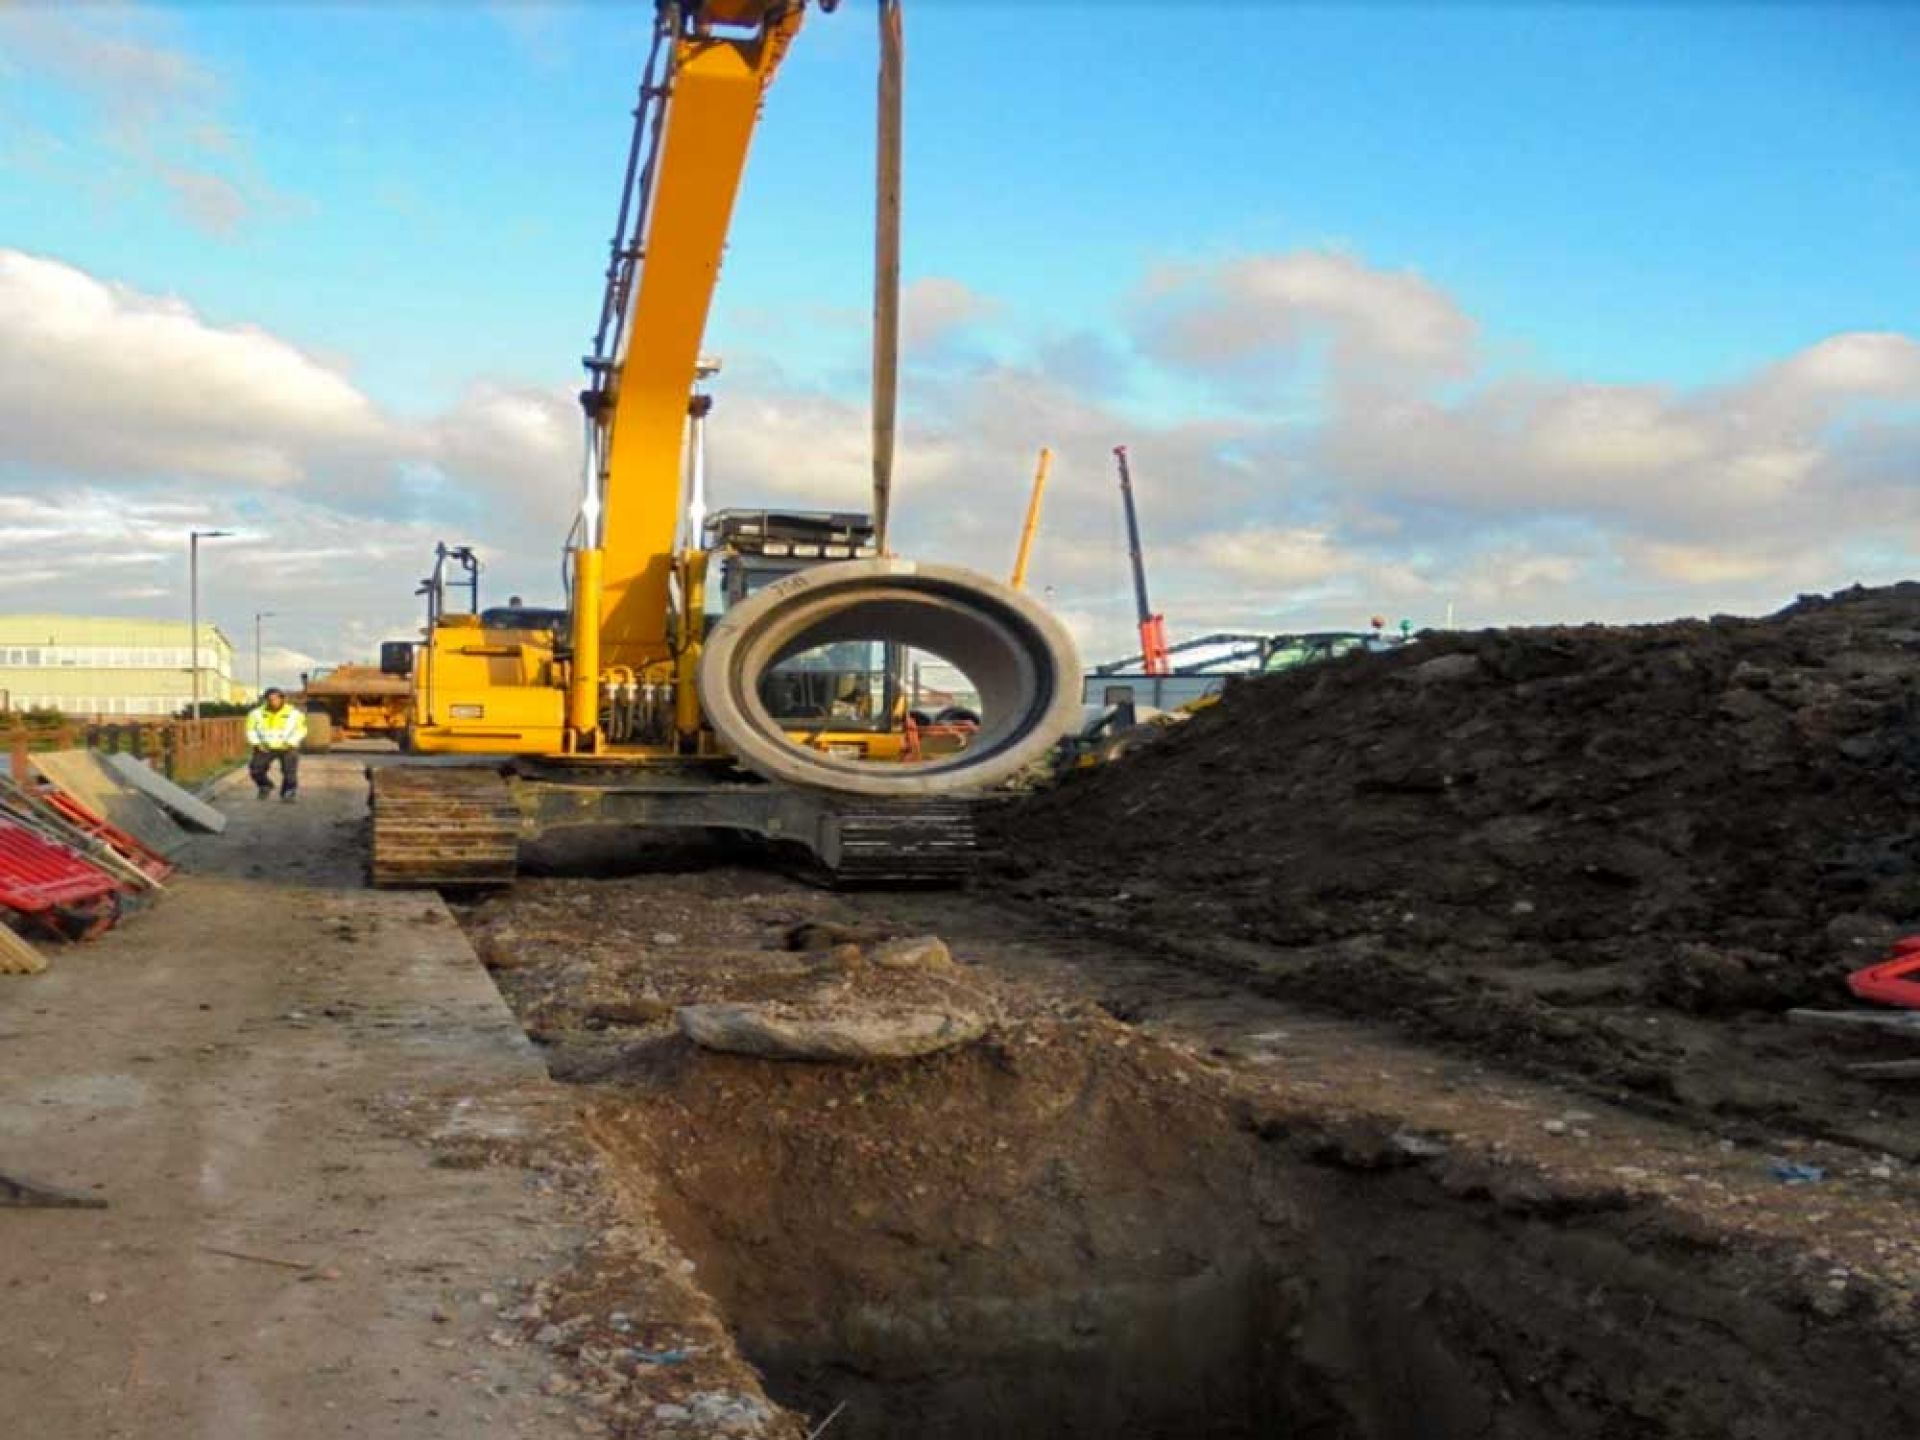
{"left": 188, "top": 529, "right": 232, "bottom": 720}
{"left": 254, "top": 611, "right": 275, "bottom": 699}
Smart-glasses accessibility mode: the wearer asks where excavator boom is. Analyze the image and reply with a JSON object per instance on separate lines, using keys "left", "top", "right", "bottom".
{"left": 586, "top": 5, "right": 805, "bottom": 671}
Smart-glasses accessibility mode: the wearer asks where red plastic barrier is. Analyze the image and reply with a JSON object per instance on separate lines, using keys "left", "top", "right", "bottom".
{"left": 1847, "top": 936, "right": 1920, "bottom": 1011}
{"left": 41, "top": 788, "right": 174, "bottom": 885}
{"left": 0, "top": 815, "right": 119, "bottom": 939}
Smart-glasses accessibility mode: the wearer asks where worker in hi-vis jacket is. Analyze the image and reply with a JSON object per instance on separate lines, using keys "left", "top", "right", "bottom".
{"left": 246, "top": 687, "right": 308, "bottom": 802}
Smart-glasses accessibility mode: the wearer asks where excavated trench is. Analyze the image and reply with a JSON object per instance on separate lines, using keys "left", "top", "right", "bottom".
{"left": 578, "top": 1021, "right": 1913, "bottom": 1440}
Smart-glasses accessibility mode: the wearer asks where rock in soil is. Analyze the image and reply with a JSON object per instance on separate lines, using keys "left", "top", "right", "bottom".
{"left": 868, "top": 935, "right": 954, "bottom": 973}
{"left": 783, "top": 920, "right": 894, "bottom": 952}
{"left": 676, "top": 999, "right": 988, "bottom": 1061}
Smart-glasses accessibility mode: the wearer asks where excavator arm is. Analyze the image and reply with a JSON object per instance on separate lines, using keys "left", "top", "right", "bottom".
{"left": 572, "top": 2, "right": 811, "bottom": 745}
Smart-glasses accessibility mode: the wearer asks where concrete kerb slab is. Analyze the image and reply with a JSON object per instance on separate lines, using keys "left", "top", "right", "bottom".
{"left": 29, "top": 749, "right": 192, "bottom": 860}
{"left": 101, "top": 751, "right": 227, "bottom": 834}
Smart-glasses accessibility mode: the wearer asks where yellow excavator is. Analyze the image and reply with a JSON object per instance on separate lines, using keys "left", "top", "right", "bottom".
{"left": 369, "top": 0, "right": 1079, "bottom": 887}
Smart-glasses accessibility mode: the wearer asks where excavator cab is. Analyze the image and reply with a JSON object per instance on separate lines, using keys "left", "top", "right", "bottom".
{"left": 479, "top": 604, "right": 569, "bottom": 635}
{"left": 398, "top": 543, "right": 569, "bottom": 754}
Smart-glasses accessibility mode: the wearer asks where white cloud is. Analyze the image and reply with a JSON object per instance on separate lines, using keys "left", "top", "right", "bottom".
{"left": 0, "top": 7, "right": 281, "bottom": 236}
{"left": 1525, "top": 387, "right": 1718, "bottom": 477}
{"left": 1187, "top": 526, "right": 1352, "bottom": 587}
{"left": 0, "top": 7, "right": 215, "bottom": 108}
{"left": 429, "top": 382, "right": 582, "bottom": 533}
{"left": 0, "top": 484, "right": 521, "bottom": 688}
{"left": 3, "top": 243, "right": 1915, "bottom": 684}
{"left": 1136, "top": 249, "right": 1476, "bottom": 386}
{"left": 0, "top": 250, "right": 393, "bottom": 484}
{"left": 159, "top": 167, "right": 251, "bottom": 235}
{"left": 0, "top": 252, "right": 581, "bottom": 685}
{"left": 1761, "top": 332, "right": 1920, "bottom": 401}
{"left": 487, "top": 2, "right": 569, "bottom": 70}
{"left": 1318, "top": 331, "right": 1919, "bottom": 545}
{"left": 0, "top": 250, "right": 583, "bottom": 541}
{"left": 1114, "top": 251, "right": 1916, "bottom": 627}
{"left": 1628, "top": 541, "right": 1782, "bottom": 587}
{"left": 704, "top": 380, "right": 880, "bottom": 511}
{"left": 901, "top": 276, "right": 999, "bottom": 355}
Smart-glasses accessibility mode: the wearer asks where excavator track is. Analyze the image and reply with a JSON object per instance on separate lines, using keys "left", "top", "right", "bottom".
{"left": 368, "top": 766, "right": 976, "bottom": 888}
{"left": 368, "top": 767, "right": 520, "bottom": 889}
{"left": 823, "top": 800, "right": 977, "bottom": 885}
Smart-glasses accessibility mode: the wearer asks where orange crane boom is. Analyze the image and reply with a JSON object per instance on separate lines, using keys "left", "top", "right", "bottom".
{"left": 1113, "top": 445, "right": 1170, "bottom": 676}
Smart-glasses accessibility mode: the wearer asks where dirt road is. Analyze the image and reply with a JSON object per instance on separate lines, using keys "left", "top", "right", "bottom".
{"left": 0, "top": 757, "right": 595, "bottom": 1439}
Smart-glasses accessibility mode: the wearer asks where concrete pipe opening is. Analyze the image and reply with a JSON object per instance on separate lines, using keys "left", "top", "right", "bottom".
{"left": 699, "top": 559, "right": 1082, "bottom": 796}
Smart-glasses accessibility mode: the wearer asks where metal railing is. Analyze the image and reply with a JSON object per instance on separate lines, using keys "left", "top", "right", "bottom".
{"left": 1, "top": 716, "right": 250, "bottom": 788}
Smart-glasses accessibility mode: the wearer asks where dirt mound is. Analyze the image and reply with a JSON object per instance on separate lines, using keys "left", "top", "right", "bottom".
{"left": 997, "top": 583, "right": 1920, "bottom": 1134}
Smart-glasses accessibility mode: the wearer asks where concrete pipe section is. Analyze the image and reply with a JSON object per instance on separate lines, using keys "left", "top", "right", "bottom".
{"left": 699, "top": 558, "right": 1082, "bottom": 796}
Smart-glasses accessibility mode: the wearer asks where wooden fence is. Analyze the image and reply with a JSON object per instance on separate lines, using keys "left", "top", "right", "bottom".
{"left": 1, "top": 716, "right": 250, "bottom": 789}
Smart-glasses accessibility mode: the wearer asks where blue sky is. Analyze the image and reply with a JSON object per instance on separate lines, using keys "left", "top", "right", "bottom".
{"left": 1, "top": 2, "right": 1916, "bottom": 676}
{"left": 9, "top": 3, "right": 1915, "bottom": 400}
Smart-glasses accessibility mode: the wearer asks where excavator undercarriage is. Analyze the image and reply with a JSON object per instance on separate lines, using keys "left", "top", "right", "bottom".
{"left": 368, "top": 763, "right": 977, "bottom": 889}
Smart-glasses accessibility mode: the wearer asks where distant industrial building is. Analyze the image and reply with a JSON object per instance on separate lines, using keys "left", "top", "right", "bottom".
{"left": 0, "top": 615, "right": 249, "bottom": 717}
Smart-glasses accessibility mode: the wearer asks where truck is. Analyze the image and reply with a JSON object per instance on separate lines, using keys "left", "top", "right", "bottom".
{"left": 297, "top": 665, "right": 410, "bottom": 751}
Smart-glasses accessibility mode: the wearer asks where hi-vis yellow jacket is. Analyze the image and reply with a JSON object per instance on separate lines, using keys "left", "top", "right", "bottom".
{"left": 246, "top": 703, "right": 308, "bottom": 751}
